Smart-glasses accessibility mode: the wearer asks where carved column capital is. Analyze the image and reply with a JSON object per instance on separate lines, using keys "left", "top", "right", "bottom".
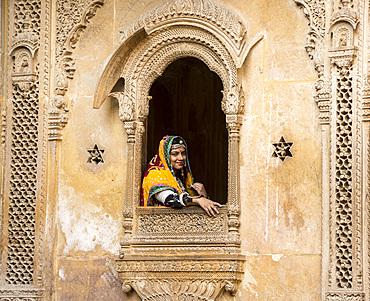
{"left": 362, "top": 74, "right": 370, "bottom": 120}
{"left": 123, "top": 121, "right": 136, "bottom": 143}
{"left": 314, "top": 79, "right": 331, "bottom": 124}
{"left": 329, "top": 48, "right": 357, "bottom": 68}
{"left": 109, "top": 92, "right": 136, "bottom": 123}
{"left": 48, "top": 95, "right": 69, "bottom": 141}
{"left": 221, "top": 84, "right": 245, "bottom": 116}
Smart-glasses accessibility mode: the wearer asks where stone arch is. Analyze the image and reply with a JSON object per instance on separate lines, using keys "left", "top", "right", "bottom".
{"left": 118, "top": 26, "right": 238, "bottom": 122}
{"left": 93, "top": 0, "right": 264, "bottom": 298}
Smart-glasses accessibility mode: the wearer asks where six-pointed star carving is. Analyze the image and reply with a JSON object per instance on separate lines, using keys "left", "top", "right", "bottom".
{"left": 272, "top": 136, "right": 293, "bottom": 161}
{"left": 87, "top": 144, "right": 105, "bottom": 164}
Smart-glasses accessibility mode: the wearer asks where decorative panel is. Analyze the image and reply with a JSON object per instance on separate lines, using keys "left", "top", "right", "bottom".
{"left": 5, "top": 0, "right": 41, "bottom": 287}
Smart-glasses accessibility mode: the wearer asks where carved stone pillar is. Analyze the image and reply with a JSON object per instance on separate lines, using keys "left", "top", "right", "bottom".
{"left": 0, "top": 1, "right": 44, "bottom": 299}
{"left": 222, "top": 84, "right": 244, "bottom": 238}
{"left": 109, "top": 91, "right": 138, "bottom": 240}
{"left": 122, "top": 121, "right": 136, "bottom": 239}
{"left": 326, "top": 22, "right": 362, "bottom": 297}
{"left": 225, "top": 115, "right": 242, "bottom": 237}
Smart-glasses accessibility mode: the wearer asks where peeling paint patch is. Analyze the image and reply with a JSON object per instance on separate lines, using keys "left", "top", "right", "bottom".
{"left": 272, "top": 254, "right": 284, "bottom": 262}
{"left": 242, "top": 264, "right": 258, "bottom": 297}
{"left": 59, "top": 185, "right": 121, "bottom": 254}
{"left": 59, "top": 267, "right": 65, "bottom": 280}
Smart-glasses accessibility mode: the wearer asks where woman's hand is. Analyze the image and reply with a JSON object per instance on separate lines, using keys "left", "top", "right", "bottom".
{"left": 193, "top": 197, "right": 222, "bottom": 217}
{"left": 191, "top": 182, "right": 208, "bottom": 197}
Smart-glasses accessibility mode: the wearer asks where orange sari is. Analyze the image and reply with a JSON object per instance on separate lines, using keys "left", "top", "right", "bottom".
{"left": 140, "top": 135, "right": 195, "bottom": 206}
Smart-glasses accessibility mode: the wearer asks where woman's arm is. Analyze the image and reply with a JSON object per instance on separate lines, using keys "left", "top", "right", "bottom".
{"left": 192, "top": 197, "right": 222, "bottom": 217}
{"left": 155, "top": 190, "right": 187, "bottom": 208}
{"left": 156, "top": 190, "right": 222, "bottom": 217}
{"left": 191, "top": 183, "right": 208, "bottom": 198}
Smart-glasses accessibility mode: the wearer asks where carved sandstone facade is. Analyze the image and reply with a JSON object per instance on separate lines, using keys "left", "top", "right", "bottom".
{"left": 2, "top": 0, "right": 370, "bottom": 300}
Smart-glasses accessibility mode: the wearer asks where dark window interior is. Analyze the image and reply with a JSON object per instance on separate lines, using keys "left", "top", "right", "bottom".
{"left": 146, "top": 57, "right": 228, "bottom": 203}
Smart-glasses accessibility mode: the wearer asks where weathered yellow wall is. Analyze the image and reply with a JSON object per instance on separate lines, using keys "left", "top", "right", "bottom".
{"left": 56, "top": 0, "right": 321, "bottom": 299}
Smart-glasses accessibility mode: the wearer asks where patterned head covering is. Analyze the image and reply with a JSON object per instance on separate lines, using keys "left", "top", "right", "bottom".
{"left": 140, "top": 135, "right": 195, "bottom": 206}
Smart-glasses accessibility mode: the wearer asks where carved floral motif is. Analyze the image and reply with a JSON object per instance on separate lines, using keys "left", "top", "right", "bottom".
{"left": 0, "top": 287, "right": 43, "bottom": 301}
{"left": 326, "top": 292, "right": 364, "bottom": 301}
{"left": 121, "top": 0, "right": 246, "bottom": 48}
{"left": 293, "top": 0, "right": 325, "bottom": 77}
{"left": 111, "top": 2, "right": 247, "bottom": 298}
{"left": 137, "top": 212, "right": 226, "bottom": 234}
{"left": 121, "top": 279, "right": 236, "bottom": 301}
{"left": 221, "top": 84, "right": 245, "bottom": 116}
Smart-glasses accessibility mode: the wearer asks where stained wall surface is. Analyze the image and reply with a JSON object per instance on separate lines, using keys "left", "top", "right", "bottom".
{"left": 1, "top": 0, "right": 322, "bottom": 300}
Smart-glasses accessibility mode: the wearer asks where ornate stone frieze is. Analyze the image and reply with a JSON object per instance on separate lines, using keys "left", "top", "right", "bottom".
{"left": 122, "top": 279, "right": 236, "bottom": 301}
{"left": 0, "top": 287, "right": 43, "bottom": 301}
{"left": 117, "top": 258, "right": 243, "bottom": 275}
{"left": 293, "top": 0, "right": 325, "bottom": 77}
{"left": 121, "top": 0, "right": 246, "bottom": 50}
{"left": 117, "top": 255, "right": 244, "bottom": 300}
{"left": 93, "top": 1, "right": 247, "bottom": 298}
{"left": 136, "top": 208, "right": 227, "bottom": 235}
{"left": 51, "top": 0, "right": 104, "bottom": 139}
{"left": 326, "top": 292, "right": 365, "bottom": 301}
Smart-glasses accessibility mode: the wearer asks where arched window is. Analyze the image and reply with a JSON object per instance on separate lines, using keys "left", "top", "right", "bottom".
{"left": 92, "top": 0, "right": 261, "bottom": 296}
{"left": 146, "top": 57, "right": 228, "bottom": 203}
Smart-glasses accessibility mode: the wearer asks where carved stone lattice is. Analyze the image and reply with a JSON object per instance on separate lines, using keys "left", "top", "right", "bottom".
{"left": 14, "top": 0, "right": 41, "bottom": 38}
{"left": 7, "top": 77, "right": 39, "bottom": 285}
{"left": 4, "top": 0, "right": 41, "bottom": 287}
{"left": 294, "top": 0, "right": 366, "bottom": 298}
{"left": 334, "top": 64, "right": 353, "bottom": 289}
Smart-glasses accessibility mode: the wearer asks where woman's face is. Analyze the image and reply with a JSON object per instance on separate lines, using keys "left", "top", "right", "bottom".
{"left": 170, "top": 146, "right": 186, "bottom": 170}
